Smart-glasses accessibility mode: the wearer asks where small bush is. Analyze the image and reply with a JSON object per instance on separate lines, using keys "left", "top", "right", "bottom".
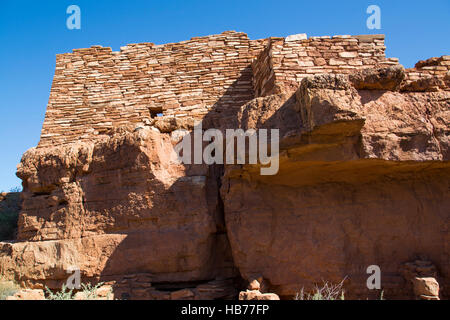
{"left": 295, "top": 278, "right": 346, "bottom": 300}
{"left": 45, "top": 282, "right": 108, "bottom": 300}
{"left": 0, "top": 279, "right": 19, "bottom": 300}
{"left": 80, "top": 282, "right": 110, "bottom": 300}
{"left": 45, "top": 284, "right": 74, "bottom": 300}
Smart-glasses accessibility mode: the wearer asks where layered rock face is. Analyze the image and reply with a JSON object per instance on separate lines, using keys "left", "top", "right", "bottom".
{"left": 0, "top": 32, "right": 449, "bottom": 299}
{"left": 2, "top": 128, "right": 236, "bottom": 299}
{"left": 222, "top": 74, "right": 449, "bottom": 299}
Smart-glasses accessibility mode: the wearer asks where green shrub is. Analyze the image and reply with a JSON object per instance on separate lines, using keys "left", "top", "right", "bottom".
{"left": 45, "top": 282, "right": 108, "bottom": 300}
{"left": 0, "top": 279, "right": 19, "bottom": 300}
{"left": 80, "top": 282, "right": 110, "bottom": 300}
{"left": 45, "top": 284, "right": 74, "bottom": 300}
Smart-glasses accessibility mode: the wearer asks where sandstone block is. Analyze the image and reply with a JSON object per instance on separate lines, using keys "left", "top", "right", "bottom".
{"left": 285, "top": 33, "right": 307, "bottom": 42}
{"left": 329, "top": 58, "right": 345, "bottom": 65}
{"left": 339, "top": 52, "right": 358, "bottom": 58}
{"left": 349, "top": 65, "right": 405, "bottom": 90}
{"left": 248, "top": 279, "right": 261, "bottom": 291}
{"left": 239, "top": 290, "right": 280, "bottom": 300}
{"left": 170, "top": 289, "right": 195, "bottom": 300}
{"left": 8, "top": 289, "right": 45, "bottom": 300}
{"left": 412, "top": 277, "right": 439, "bottom": 299}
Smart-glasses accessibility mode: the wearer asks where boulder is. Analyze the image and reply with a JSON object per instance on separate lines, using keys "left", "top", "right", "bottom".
{"left": 248, "top": 279, "right": 261, "bottom": 291}
{"left": 239, "top": 290, "right": 280, "bottom": 300}
{"left": 7, "top": 289, "right": 45, "bottom": 300}
{"left": 412, "top": 277, "right": 440, "bottom": 300}
{"left": 349, "top": 65, "right": 405, "bottom": 90}
{"left": 401, "top": 76, "right": 444, "bottom": 92}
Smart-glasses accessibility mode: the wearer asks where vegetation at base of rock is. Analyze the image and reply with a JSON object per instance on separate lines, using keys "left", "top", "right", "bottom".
{"left": 0, "top": 279, "right": 19, "bottom": 300}
{"left": 79, "top": 282, "right": 112, "bottom": 300}
{"left": 1, "top": 29, "right": 448, "bottom": 300}
{"left": 0, "top": 209, "right": 18, "bottom": 241}
{"left": 45, "top": 282, "right": 109, "bottom": 300}
{"left": 45, "top": 284, "right": 74, "bottom": 300}
{"left": 294, "top": 279, "right": 346, "bottom": 300}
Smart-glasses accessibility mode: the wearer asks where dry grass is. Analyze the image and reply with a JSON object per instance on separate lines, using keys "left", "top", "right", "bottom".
{"left": 0, "top": 279, "right": 19, "bottom": 300}
{"left": 295, "top": 278, "right": 347, "bottom": 300}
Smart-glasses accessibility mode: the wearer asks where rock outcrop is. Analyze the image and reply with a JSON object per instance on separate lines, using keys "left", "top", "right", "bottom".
{"left": 1, "top": 128, "right": 236, "bottom": 298}
{"left": 221, "top": 73, "right": 449, "bottom": 299}
{"left": 0, "top": 31, "right": 449, "bottom": 300}
{"left": 6, "top": 289, "right": 45, "bottom": 300}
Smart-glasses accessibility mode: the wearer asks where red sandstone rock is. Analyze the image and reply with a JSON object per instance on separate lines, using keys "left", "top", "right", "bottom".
{"left": 6, "top": 289, "right": 45, "bottom": 300}
{"left": 170, "top": 288, "right": 195, "bottom": 300}
{"left": 2, "top": 127, "right": 235, "bottom": 291}
{"left": 221, "top": 73, "right": 449, "bottom": 299}
{"left": 239, "top": 290, "right": 280, "bottom": 300}
{"left": 349, "top": 65, "right": 405, "bottom": 90}
{"left": 412, "top": 277, "right": 440, "bottom": 300}
{"left": 0, "top": 32, "right": 449, "bottom": 301}
{"left": 248, "top": 279, "right": 261, "bottom": 291}
{"left": 400, "top": 75, "right": 444, "bottom": 92}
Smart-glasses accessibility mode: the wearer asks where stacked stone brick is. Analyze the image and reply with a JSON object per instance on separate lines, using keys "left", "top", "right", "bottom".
{"left": 40, "top": 31, "right": 267, "bottom": 147}
{"left": 38, "top": 31, "right": 448, "bottom": 148}
{"left": 402, "top": 56, "right": 450, "bottom": 91}
{"left": 252, "top": 34, "right": 398, "bottom": 96}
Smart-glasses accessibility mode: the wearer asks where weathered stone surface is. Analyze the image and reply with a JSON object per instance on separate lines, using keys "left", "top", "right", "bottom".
{"left": 248, "top": 279, "right": 261, "bottom": 291}
{"left": 170, "top": 288, "right": 195, "bottom": 300}
{"left": 415, "top": 57, "right": 443, "bottom": 69}
{"left": 412, "top": 277, "right": 440, "bottom": 299}
{"left": 1, "top": 127, "right": 236, "bottom": 291}
{"left": 349, "top": 65, "right": 405, "bottom": 90}
{"left": 239, "top": 290, "right": 280, "bottom": 300}
{"left": 6, "top": 289, "right": 45, "bottom": 300}
{"left": 400, "top": 75, "right": 444, "bottom": 92}
{"left": 95, "top": 284, "right": 114, "bottom": 299}
{"left": 285, "top": 33, "right": 307, "bottom": 42}
{"left": 400, "top": 260, "right": 441, "bottom": 300}
{"left": 0, "top": 31, "right": 449, "bottom": 300}
{"left": 221, "top": 73, "right": 450, "bottom": 299}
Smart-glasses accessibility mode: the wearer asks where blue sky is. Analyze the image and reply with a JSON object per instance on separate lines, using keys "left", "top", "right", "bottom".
{"left": 0, "top": 0, "right": 449, "bottom": 191}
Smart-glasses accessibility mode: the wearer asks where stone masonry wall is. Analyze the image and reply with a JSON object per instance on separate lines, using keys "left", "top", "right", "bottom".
{"left": 252, "top": 34, "right": 398, "bottom": 97}
{"left": 39, "top": 31, "right": 267, "bottom": 147}
{"left": 39, "top": 31, "right": 448, "bottom": 148}
{"left": 402, "top": 56, "right": 450, "bottom": 91}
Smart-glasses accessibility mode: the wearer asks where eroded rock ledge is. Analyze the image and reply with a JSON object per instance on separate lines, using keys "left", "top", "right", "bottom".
{"left": 1, "top": 32, "right": 449, "bottom": 300}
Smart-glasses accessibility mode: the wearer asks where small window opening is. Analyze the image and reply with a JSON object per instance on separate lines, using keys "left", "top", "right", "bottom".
{"left": 150, "top": 107, "right": 164, "bottom": 119}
